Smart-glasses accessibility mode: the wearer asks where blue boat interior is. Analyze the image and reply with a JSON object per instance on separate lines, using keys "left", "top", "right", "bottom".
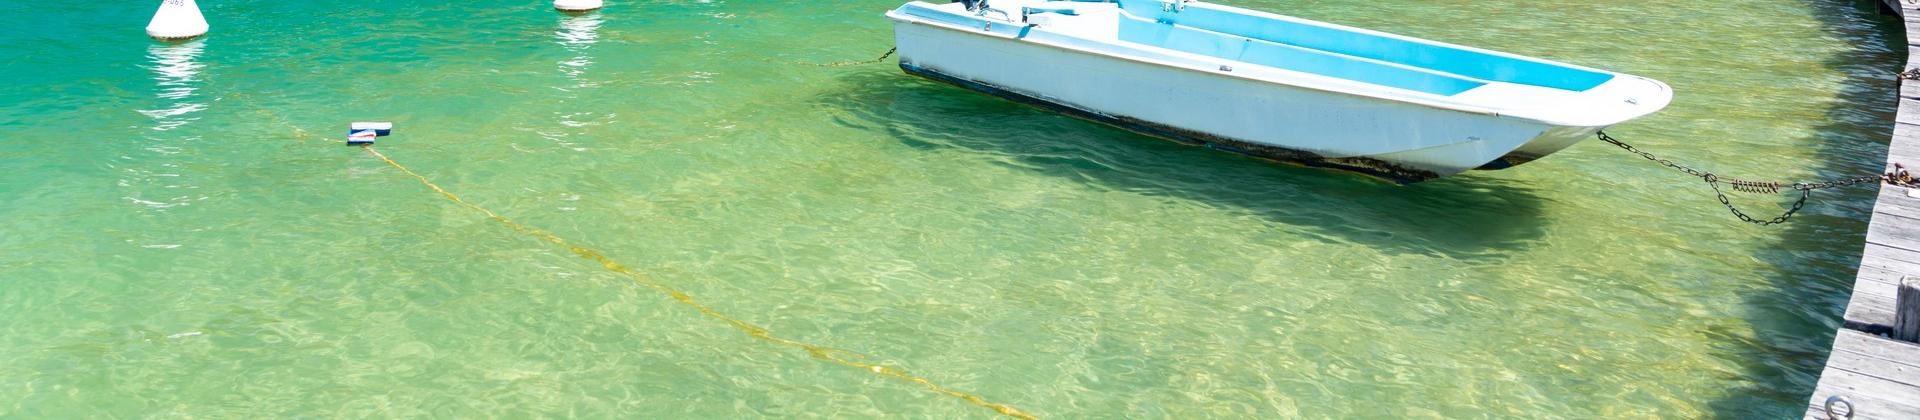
{"left": 1105, "top": 1, "right": 1615, "bottom": 95}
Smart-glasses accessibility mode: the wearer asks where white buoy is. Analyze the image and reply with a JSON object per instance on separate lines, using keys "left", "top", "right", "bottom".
{"left": 346, "top": 130, "right": 377, "bottom": 145}
{"left": 553, "top": 0, "right": 603, "bottom": 12}
{"left": 350, "top": 122, "right": 394, "bottom": 136}
{"left": 146, "top": 0, "right": 208, "bottom": 41}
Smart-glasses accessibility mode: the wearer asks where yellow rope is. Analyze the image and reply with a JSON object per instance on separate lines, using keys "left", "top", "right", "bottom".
{"left": 360, "top": 146, "right": 1036, "bottom": 420}
{"left": 227, "top": 91, "right": 320, "bottom": 143}
{"left": 219, "top": 91, "right": 1032, "bottom": 417}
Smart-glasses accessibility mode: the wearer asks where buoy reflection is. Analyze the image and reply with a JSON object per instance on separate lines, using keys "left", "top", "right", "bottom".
{"left": 139, "top": 40, "right": 206, "bottom": 130}
{"left": 123, "top": 40, "right": 208, "bottom": 215}
{"left": 545, "top": 14, "right": 605, "bottom": 152}
{"left": 555, "top": 13, "right": 602, "bottom": 81}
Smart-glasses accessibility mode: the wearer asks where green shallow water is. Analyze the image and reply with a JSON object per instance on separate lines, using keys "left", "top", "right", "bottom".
{"left": 0, "top": 0, "right": 1902, "bottom": 417}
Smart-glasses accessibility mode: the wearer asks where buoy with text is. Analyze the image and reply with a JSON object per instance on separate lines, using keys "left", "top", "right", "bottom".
{"left": 554, "top": 0, "right": 603, "bottom": 12}
{"left": 146, "top": 0, "right": 208, "bottom": 41}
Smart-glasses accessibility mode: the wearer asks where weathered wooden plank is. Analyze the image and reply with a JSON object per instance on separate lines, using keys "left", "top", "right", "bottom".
{"left": 1829, "top": 331, "right": 1920, "bottom": 391}
{"left": 1879, "top": 183, "right": 1916, "bottom": 199}
{"left": 1865, "top": 229, "right": 1920, "bottom": 255}
{"left": 1869, "top": 189, "right": 1920, "bottom": 220}
{"left": 1887, "top": 142, "right": 1920, "bottom": 163}
{"left": 1804, "top": 366, "right": 1920, "bottom": 412}
{"left": 1846, "top": 290, "right": 1897, "bottom": 333}
{"left": 1828, "top": 348, "right": 1920, "bottom": 387}
{"left": 1805, "top": 400, "right": 1910, "bottom": 420}
{"left": 1888, "top": 147, "right": 1920, "bottom": 167}
{"left": 1871, "top": 206, "right": 1920, "bottom": 221}
{"left": 1833, "top": 329, "right": 1920, "bottom": 366}
{"left": 1856, "top": 265, "right": 1905, "bottom": 295}
{"left": 1846, "top": 206, "right": 1920, "bottom": 334}
{"left": 1894, "top": 107, "right": 1920, "bottom": 160}
{"left": 1893, "top": 120, "right": 1920, "bottom": 137}
{"left": 1874, "top": 198, "right": 1920, "bottom": 221}
{"left": 1862, "top": 252, "right": 1906, "bottom": 272}
{"left": 1807, "top": 404, "right": 1843, "bottom": 420}
{"left": 1847, "top": 246, "right": 1901, "bottom": 332}
{"left": 1895, "top": 99, "right": 1920, "bottom": 126}
{"left": 1861, "top": 241, "right": 1920, "bottom": 268}
{"left": 1887, "top": 122, "right": 1920, "bottom": 158}
{"left": 1806, "top": 368, "right": 1920, "bottom": 419}
{"left": 1864, "top": 214, "right": 1920, "bottom": 252}
{"left": 1882, "top": 184, "right": 1915, "bottom": 200}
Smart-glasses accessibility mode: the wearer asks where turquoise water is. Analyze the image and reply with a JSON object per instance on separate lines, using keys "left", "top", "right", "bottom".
{"left": 0, "top": 0, "right": 1901, "bottom": 417}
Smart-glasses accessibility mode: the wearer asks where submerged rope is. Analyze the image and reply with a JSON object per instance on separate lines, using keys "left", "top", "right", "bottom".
{"left": 360, "top": 146, "right": 1035, "bottom": 419}
{"left": 811, "top": 47, "right": 897, "bottom": 67}
{"left": 218, "top": 87, "right": 1033, "bottom": 418}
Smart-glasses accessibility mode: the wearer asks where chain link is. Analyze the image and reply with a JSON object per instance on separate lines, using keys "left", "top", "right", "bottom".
{"left": 1597, "top": 130, "right": 1908, "bottom": 226}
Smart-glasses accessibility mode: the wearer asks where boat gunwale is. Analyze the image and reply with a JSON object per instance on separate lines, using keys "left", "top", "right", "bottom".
{"left": 1112, "top": 15, "right": 1495, "bottom": 97}
{"left": 1165, "top": 1, "right": 1622, "bottom": 90}
{"left": 886, "top": 9, "right": 1501, "bottom": 115}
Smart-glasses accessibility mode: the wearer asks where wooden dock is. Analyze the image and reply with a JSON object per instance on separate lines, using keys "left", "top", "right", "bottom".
{"left": 1805, "top": 1, "right": 1920, "bottom": 418}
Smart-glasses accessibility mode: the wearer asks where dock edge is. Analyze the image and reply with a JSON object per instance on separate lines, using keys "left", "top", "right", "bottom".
{"left": 1803, "top": 2, "right": 1920, "bottom": 418}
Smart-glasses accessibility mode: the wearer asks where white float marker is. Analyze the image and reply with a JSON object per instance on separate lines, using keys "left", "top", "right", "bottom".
{"left": 146, "top": 0, "right": 208, "bottom": 41}
{"left": 554, "top": 0, "right": 603, "bottom": 12}
{"left": 345, "top": 130, "right": 377, "bottom": 145}
{"left": 350, "top": 121, "right": 394, "bottom": 137}
{"left": 344, "top": 122, "right": 391, "bottom": 145}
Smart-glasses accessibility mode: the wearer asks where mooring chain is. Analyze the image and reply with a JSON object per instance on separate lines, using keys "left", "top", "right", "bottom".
{"left": 813, "top": 47, "right": 896, "bottom": 67}
{"left": 1597, "top": 130, "right": 1913, "bottom": 226}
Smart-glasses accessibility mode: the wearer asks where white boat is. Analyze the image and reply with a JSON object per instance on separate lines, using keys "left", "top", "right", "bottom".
{"left": 884, "top": 0, "right": 1673, "bottom": 182}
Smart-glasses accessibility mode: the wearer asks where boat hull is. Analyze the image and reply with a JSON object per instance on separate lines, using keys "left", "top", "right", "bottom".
{"left": 891, "top": 17, "right": 1599, "bottom": 182}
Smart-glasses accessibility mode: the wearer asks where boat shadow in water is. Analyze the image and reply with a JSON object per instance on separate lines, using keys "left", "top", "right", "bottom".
{"left": 814, "top": 71, "right": 1549, "bottom": 260}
